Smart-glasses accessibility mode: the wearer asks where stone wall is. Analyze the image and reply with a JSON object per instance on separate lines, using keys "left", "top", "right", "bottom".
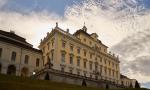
{"left": 35, "top": 68, "right": 124, "bottom": 89}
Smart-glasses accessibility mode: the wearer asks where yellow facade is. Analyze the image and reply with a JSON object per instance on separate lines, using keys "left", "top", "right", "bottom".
{"left": 39, "top": 24, "right": 120, "bottom": 84}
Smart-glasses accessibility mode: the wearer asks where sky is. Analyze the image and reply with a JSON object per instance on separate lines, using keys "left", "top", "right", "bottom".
{"left": 0, "top": 0, "right": 150, "bottom": 88}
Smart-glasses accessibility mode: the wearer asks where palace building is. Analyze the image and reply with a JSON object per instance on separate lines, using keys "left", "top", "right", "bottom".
{"left": 0, "top": 30, "right": 43, "bottom": 77}
{"left": 36, "top": 23, "right": 122, "bottom": 88}
{"left": 0, "top": 23, "right": 138, "bottom": 89}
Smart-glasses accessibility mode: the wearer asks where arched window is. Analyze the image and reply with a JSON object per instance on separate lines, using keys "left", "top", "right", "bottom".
{"left": 44, "top": 73, "right": 50, "bottom": 80}
{"left": 7, "top": 65, "right": 16, "bottom": 75}
{"left": 24, "top": 55, "right": 29, "bottom": 64}
{"left": 21, "top": 67, "right": 29, "bottom": 77}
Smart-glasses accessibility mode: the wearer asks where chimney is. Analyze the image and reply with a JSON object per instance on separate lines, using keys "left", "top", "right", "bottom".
{"left": 10, "top": 30, "right": 15, "bottom": 34}
{"left": 67, "top": 29, "right": 69, "bottom": 33}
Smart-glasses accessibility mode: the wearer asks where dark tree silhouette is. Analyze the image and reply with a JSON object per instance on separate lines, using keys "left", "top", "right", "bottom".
{"left": 45, "top": 73, "right": 50, "bottom": 80}
{"left": 130, "top": 83, "right": 133, "bottom": 88}
{"left": 106, "top": 84, "right": 109, "bottom": 89}
{"left": 135, "top": 81, "right": 140, "bottom": 88}
{"left": 82, "top": 80, "right": 87, "bottom": 86}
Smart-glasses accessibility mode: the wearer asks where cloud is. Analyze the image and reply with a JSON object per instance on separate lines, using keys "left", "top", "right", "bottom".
{"left": 1, "top": 0, "right": 145, "bottom": 47}
{"left": 111, "top": 29, "right": 150, "bottom": 83}
{"left": 0, "top": 0, "right": 150, "bottom": 86}
{"left": 0, "top": 0, "right": 7, "bottom": 7}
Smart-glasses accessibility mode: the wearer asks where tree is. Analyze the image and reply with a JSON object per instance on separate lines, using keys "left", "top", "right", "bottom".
{"left": 82, "top": 80, "right": 87, "bottom": 87}
{"left": 106, "top": 84, "right": 109, "bottom": 89}
{"left": 135, "top": 81, "right": 140, "bottom": 88}
{"left": 130, "top": 83, "right": 133, "bottom": 88}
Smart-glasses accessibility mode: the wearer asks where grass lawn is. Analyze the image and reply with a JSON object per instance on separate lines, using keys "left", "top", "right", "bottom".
{"left": 0, "top": 74, "right": 149, "bottom": 90}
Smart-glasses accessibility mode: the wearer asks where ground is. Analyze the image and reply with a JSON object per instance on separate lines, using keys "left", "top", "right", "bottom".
{"left": 0, "top": 74, "right": 149, "bottom": 90}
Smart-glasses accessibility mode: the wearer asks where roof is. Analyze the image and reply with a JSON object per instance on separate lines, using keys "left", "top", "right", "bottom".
{"left": 120, "top": 74, "right": 129, "bottom": 79}
{"left": 0, "top": 30, "right": 26, "bottom": 43}
{"left": 0, "top": 30, "right": 42, "bottom": 53}
{"left": 73, "top": 27, "right": 108, "bottom": 48}
{"left": 74, "top": 29, "right": 91, "bottom": 37}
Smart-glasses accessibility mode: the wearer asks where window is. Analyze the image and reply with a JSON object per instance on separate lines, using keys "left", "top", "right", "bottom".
{"left": 84, "top": 72, "right": 86, "bottom": 77}
{"left": 83, "top": 61, "right": 86, "bottom": 68}
{"left": 105, "top": 67, "right": 107, "bottom": 75}
{"left": 104, "top": 49, "right": 106, "bottom": 52}
{"left": 112, "top": 62, "right": 114, "bottom": 67}
{"left": 109, "top": 61, "right": 110, "bottom": 66}
{"left": 69, "top": 69, "right": 73, "bottom": 74}
{"left": 47, "top": 56, "right": 50, "bottom": 63}
{"left": 104, "top": 59, "right": 107, "bottom": 64}
{"left": 90, "top": 53, "right": 92, "bottom": 59}
{"left": 0, "top": 64, "right": 1, "bottom": 73}
{"left": 116, "top": 64, "right": 118, "bottom": 69}
{"left": 77, "top": 58, "right": 80, "bottom": 67}
{"left": 51, "top": 51, "right": 54, "bottom": 61}
{"left": 62, "top": 41, "right": 66, "bottom": 48}
{"left": 95, "top": 76, "right": 98, "bottom": 80}
{"left": 90, "top": 74, "right": 92, "bottom": 78}
{"left": 89, "top": 62, "right": 92, "bottom": 70}
{"left": 100, "top": 57, "right": 102, "bottom": 62}
{"left": 77, "top": 71, "right": 80, "bottom": 75}
{"left": 70, "top": 45, "right": 73, "bottom": 52}
{"left": 24, "top": 55, "right": 29, "bottom": 64}
{"left": 84, "top": 50, "right": 86, "bottom": 56}
{"left": 84, "top": 38, "right": 86, "bottom": 42}
{"left": 36, "top": 58, "right": 40, "bottom": 67}
{"left": 112, "top": 70, "right": 114, "bottom": 77}
{"left": 61, "top": 53, "right": 65, "bottom": 63}
{"left": 0, "top": 48, "right": 2, "bottom": 58}
{"left": 43, "top": 47, "right": 45, "bottom": 52}
{"left": 89, "top": 41, "right": 92, "bottom": 45}
{"left": 95, "top": 62, "right": 98, "bottom": 71}
{"left": 100, "top": 65, "right": 102, "bottom": 73}
{"left": 11, "top": 51, "right": 16, "bottom": 61}
{"left": 116, "top": 71, "right": 118, "bottom": 78}
{"left": 61, "top": 67, "right": 64, "bottom": 72}
{"left": 52, "top": 40, "right": 54, "bottom": 47}
{"left": 109, "top": 69, "right": 111, "bottom": 76}
{"left": 47, "top": 42, "right": 50, "bottom": 50}
{"left": 95, "top": 57, "right": 97, "bottom": 60}
{"left": 70, "top": 55, "right": 73, "bottom": 64}
{"left": 77, "top": 48, "right": 80, "bottom": 54}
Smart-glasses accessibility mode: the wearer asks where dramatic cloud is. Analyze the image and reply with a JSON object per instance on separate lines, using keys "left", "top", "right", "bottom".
{"left": 0, "top": 0, "right": 150, "bottom": 87}
{"left": 111, "top": 29, "right": 150, "bottom": 84}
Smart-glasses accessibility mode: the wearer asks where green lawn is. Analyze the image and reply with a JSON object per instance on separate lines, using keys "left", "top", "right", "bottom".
{"left": 0, "top": 74, "right": 149, "bottom": 90}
